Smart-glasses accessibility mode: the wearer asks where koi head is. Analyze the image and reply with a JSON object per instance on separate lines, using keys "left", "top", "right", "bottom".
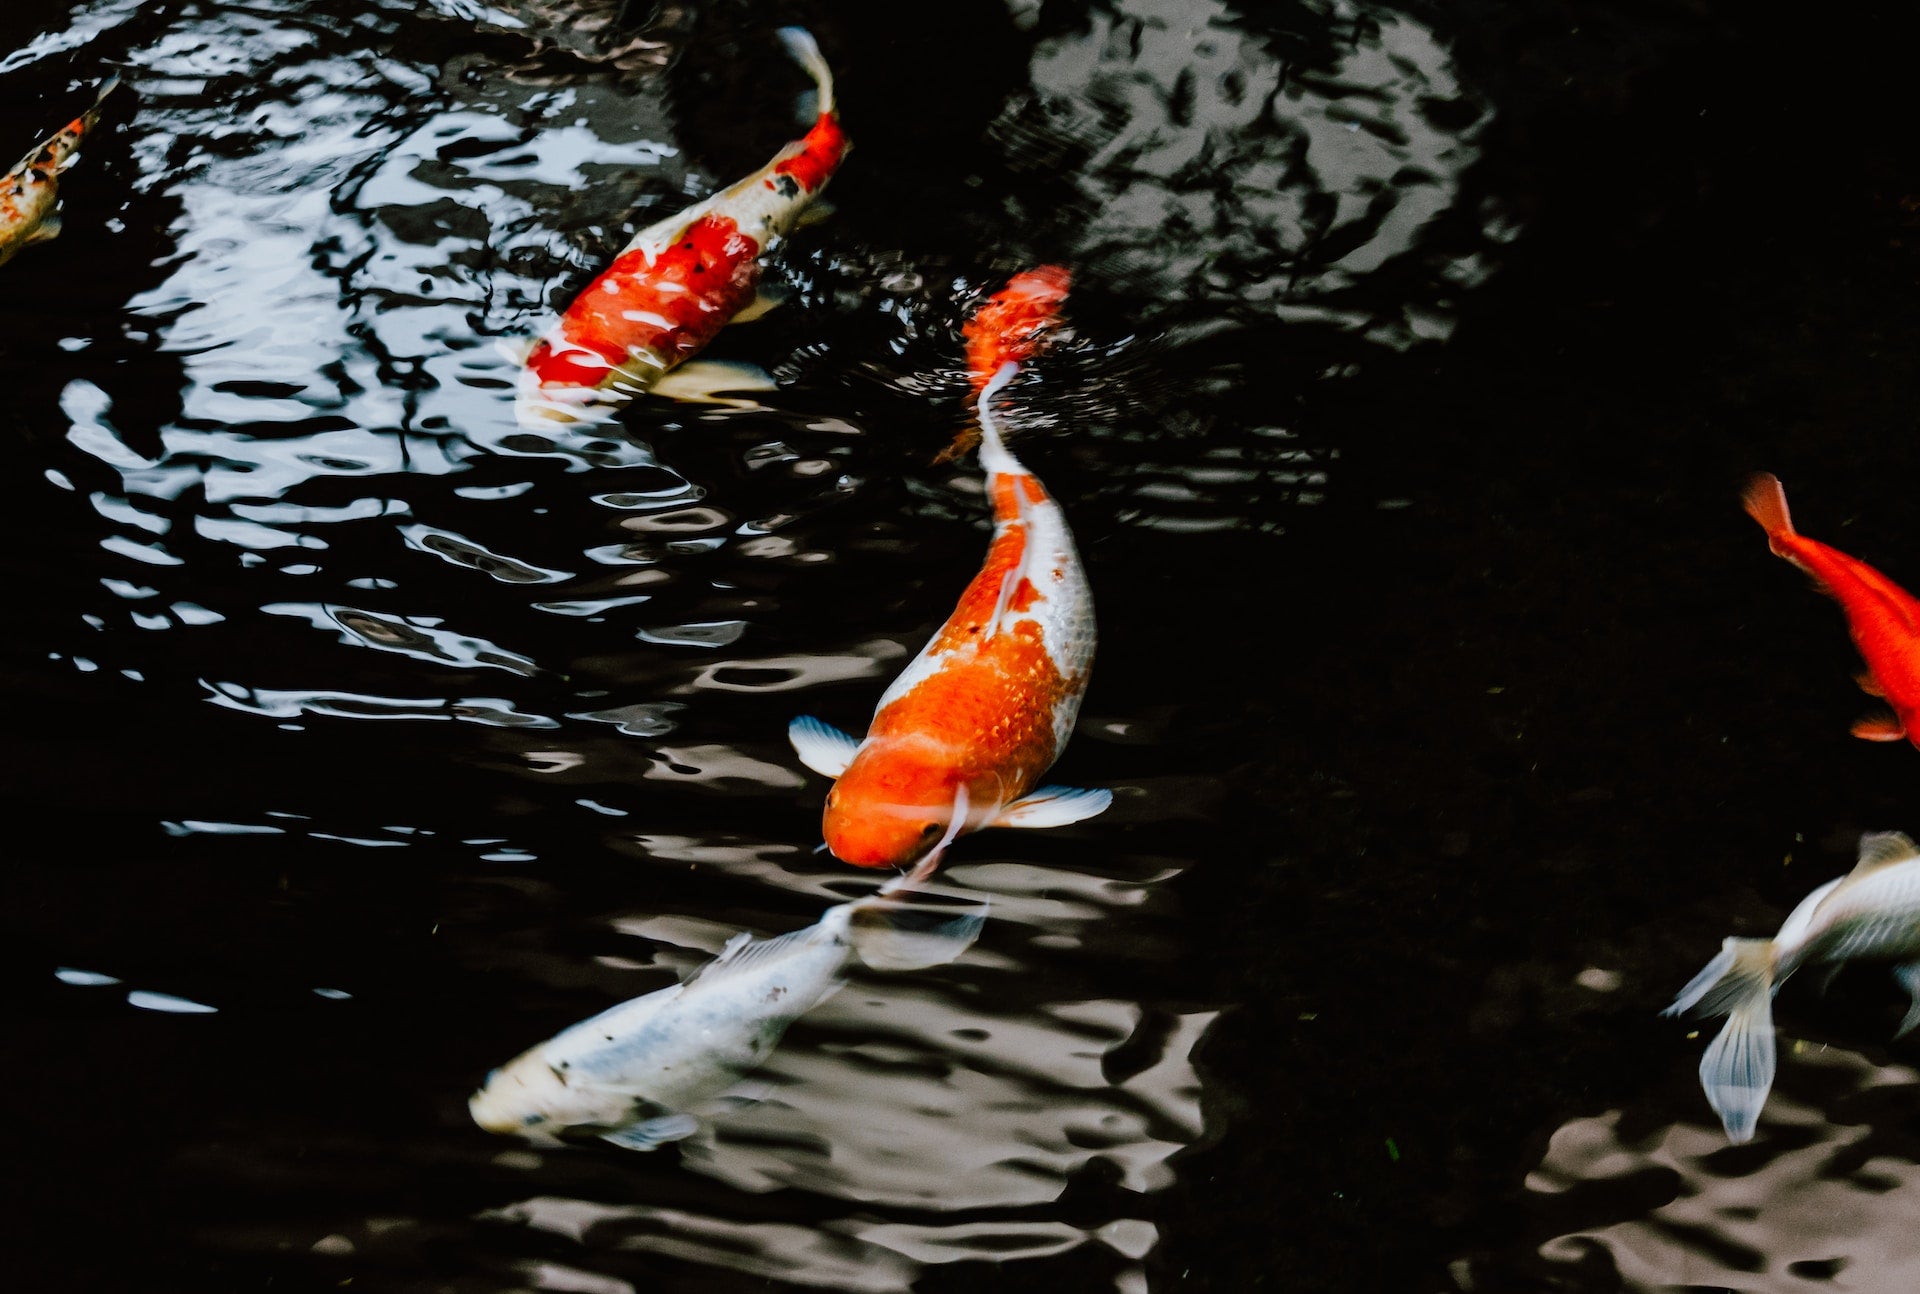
{"left": 822, "top": 751, "right": 969, "bottom": 869}
{"left": 469, "top": 1051, "right": 622, "bottom": 1141}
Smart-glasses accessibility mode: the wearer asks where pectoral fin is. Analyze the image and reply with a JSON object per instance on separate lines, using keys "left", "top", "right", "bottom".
{"left": 25, "top": 214, "right": 61, "bottom": 244}
{"left": 992, "top": 785, "right": 1113, "bottom": 829}
{"left": 728, "top": 286, "right": 787, "bottom": 324}
{"left": 788, "top": 715, "right": 859, "bottom": 778}
{"left": 599, "top": 1112, "right": 700, "bottom": 1152}
{"left": 1894, "top": 963, "right": 1920, "bottom": 1038}
{"left": 1857, "top": 670, "right": 1887, "bottom": 698}
{"left": 1851, "top": 710, "right": 1907, "bottom": 742}
{"left": 649, "top": 360, "right": 775, "bottom": 407}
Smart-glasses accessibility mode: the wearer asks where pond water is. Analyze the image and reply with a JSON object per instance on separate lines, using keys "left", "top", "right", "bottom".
{"left": 9, "top": 1, "right": 1920, "bottom": 1290}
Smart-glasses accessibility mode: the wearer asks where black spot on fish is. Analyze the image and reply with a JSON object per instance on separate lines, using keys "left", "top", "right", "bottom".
{"left": 695, "top": 262, "right": 706, "bottom": 272}
{"left": 773, "top": 174, "right": 800, "bottom": 199}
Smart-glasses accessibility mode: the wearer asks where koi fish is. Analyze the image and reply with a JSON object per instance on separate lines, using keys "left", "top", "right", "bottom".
{"left": 1666, "top": 831, "right": 1920, "bottom": 1143}
{"left": 514, "top": 27, "right": 847, "bottom": 425}
{"left": 1743, "top": 472, "right": 1920, "bottom": 745}
{"left": 0, "top": 76, "right": 118, "bottom": 270}
{"left": 469, "top": 891, "right": 983, "bottom": 1151}
{"left": 789, "top": 361, "right": 1109, "bottom": 877}
{"left": 939, "top": 265, "right": 1071, "bottom": 462}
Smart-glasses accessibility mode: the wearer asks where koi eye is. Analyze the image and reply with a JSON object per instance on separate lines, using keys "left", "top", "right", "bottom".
{"left": 919, "top": 822, "right": 943, "bottom": 842}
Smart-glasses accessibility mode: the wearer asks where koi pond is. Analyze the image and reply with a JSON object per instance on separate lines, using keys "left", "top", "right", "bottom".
{"left": 10, "top": 0, "right": 1920, "bottom": 1289}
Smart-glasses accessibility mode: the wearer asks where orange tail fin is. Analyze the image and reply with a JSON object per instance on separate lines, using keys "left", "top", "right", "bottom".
{"left": 1742, "top": 472, "right": 1796, "bottom": 555}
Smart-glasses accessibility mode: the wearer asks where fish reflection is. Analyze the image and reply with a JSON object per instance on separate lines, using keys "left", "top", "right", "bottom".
{"left": 941, "top": 264, "right": 1072, "bottom": 462}
{"left": 1744, "top": 472, "right": 1920, "bottom": 747}
{"left": 1666, "top": 831, "right": 1920, "bottom": 1142}
{"left": 512, "top": 28, "right": 847, "bottom": 425}
{"left": 790, "top": 359, "right": 1107, "bottom": 874}
{"left": 0, "top": 76, "right": 117, "bottom": 268}
{"left": 470, "top": 890, "right": 984, "bottom": 1151}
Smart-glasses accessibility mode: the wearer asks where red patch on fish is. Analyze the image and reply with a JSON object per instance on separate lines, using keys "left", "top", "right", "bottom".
{"left": 1745, "top": 471, "right": 1920, "bottom": 746}
{"left": 526, "top": 214, "right": 762, "bottom": 392}
{"left": 771, "top": 114, "right": 848, "bottom": 196}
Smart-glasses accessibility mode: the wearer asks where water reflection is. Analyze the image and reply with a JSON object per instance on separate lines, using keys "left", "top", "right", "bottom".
{"left": 1001, "top": 0, "right": 1494, "bottom": 344}
{"left": 1521, "top": 1044, "right": 1920, "bottom": 1290}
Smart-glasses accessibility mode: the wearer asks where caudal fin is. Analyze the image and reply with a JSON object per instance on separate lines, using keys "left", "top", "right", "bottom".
{"left": 776, "top": 27, "right": 835, "bottom": 118}
{"left": 846, "top": 891, "right": 987, "bottom": 971}
{"left": 1741, "top": 472, "right": 1797, "bottom": 554}
{"left": 1664, "top": 936, "right": 1778, "bottom": 1143}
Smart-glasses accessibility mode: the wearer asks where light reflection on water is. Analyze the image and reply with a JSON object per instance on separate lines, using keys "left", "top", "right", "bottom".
{"left": 10, "top": 0, "right": 1503, "bottom": 1288}
{"left": 1513, "top": 1043, "right": 1920, "bottom": 1292}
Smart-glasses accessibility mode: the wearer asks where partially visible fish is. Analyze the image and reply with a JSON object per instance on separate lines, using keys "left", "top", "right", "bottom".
{"left": 1742, "top": 472, "right": 1920, "bottom": 746}
{"left": 0, "top": 76, "right": 118, "bottom": 270}
{"left": 514, "top": 27, "right": 848, "bottom": 425}
{"left": 940, "top": 265, "right": 1071, "bottom": 461}
{"left": 1666, "top": 830, "right": 1920, "bottom": 1143}
{"left": 469, "top": 889, "right": 983, "bottom": 1151}
{"left": 789, "top": 361, "right": 1108, "bottom": 879}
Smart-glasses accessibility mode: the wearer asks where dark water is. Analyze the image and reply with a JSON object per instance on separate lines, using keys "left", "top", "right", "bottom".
{"left": 10, "top": 0, "right": 1920, "bottom": 1290}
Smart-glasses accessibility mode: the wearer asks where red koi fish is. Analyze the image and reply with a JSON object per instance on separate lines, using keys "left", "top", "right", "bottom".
{"left": 0, "top": 76, "right": 118, "bottom": 269}
{"left": 1744, "top": 471, "right": 1920, "bottom": 745}
{"left": 789, "top": 361, "right": 1108, "bottom": 876}
{"left": 515, "top": 28, "right": 846, "bottom": 425}
{"left": 939, "top": 265, "right": 1071, "bottom": 461}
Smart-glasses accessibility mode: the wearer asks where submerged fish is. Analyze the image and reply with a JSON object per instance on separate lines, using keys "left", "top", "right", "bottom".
{"left": 1666, "top": 831, "right": 1920, "bottom": 1142}
{"left": 789, "top": 362, "right": 1108, "bottom": 876}
{"left": 0, "top": 76, "right": 118, "bottom": 269}
{"left": 1743, "top": 472, "right": 1920, "bottom": 746}
{"left": 514, "top": 27, "right": 847, "bottom": 425}
{"left": 939, "top": 264, "right": 1072, "bottom": 462}
{"left": 470, "top": 891, "right": 983, "bottom": 1150}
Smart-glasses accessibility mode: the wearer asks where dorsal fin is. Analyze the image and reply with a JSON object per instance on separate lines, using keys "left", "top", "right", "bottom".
{"left": 682, "top": 915, "right": 845, "bottom": 989}
{"left": 1852, "top": 831, "right": 1920, "bottom": 877}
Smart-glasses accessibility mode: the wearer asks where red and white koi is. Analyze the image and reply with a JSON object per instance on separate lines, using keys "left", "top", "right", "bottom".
{"left": 514, "top": 28, "right": 847, "bottom": 426}
{"left": 1743, "top": 472, "right": 1920, "bottom": 746}
{"left": 789, "top": 360, "right": 1107, "bottom": 875}
{"left": 0, "top": 76, "right": 117, "bottom": 269}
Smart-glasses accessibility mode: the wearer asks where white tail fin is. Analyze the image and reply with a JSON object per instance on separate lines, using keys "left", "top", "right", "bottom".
{"left": 776, "top": 27, "right": 835, "bottom": 118}
{"left": 1665, "top": 937, "right": 1778, "bottom": 1142}
{"left": 974, "top": 361, "right": 1023, "bottom": 477}
{"left": 846, "top": 893, "right": 987, "bottom": 971}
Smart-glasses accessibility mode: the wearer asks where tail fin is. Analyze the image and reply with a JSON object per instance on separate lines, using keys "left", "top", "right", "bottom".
{"left": 1742, "top": 472, "right": 1796, "bottom": 555}
{"left": 974, "top": 361, "right": 1024, "bottom": 477}
{"left": 846, "top": 891, "right": 987, "bottom": 971}
{"left": 1664, "top": 937, "right": 1778, "bottom": 1143}
{"left": 776, "top": 27, "right": 835, "bottom": 118}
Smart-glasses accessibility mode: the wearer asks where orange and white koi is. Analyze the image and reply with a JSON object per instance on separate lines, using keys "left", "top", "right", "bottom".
{"left": 0, "top": 76, "right": 117, "bottom": 270}
{"left": 789, "top": 362, "right": 1108, "bottom": 874}
{"left": 940, "top": 265, "right": 1071, "bottom": 461}
{"left": 515, "top": 28, "right": 847, "bottom": 425}
{"left": 1743, "top": 472, "right": 1920, "bottom": 746}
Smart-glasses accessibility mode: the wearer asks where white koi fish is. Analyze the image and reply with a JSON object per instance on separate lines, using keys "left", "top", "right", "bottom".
{"left": 469, "top": 888, "right": 983, "bottom": 1151}
{"left": 0, "top": 76, "right": 118, "bottom": 269}
{"left": 514, "top": 27, "right": 847, "bottom": 425}
{"left": 1667, "top": 830, "right": 1920, "bottom": 1142}
{"left": 789, "top": 357, "right": 1109, "bottom": 878}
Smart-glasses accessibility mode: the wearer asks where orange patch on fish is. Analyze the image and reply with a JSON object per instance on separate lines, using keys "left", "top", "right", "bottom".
{"left": 964, "top": 264, "right": 1071, "bottom": 396}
